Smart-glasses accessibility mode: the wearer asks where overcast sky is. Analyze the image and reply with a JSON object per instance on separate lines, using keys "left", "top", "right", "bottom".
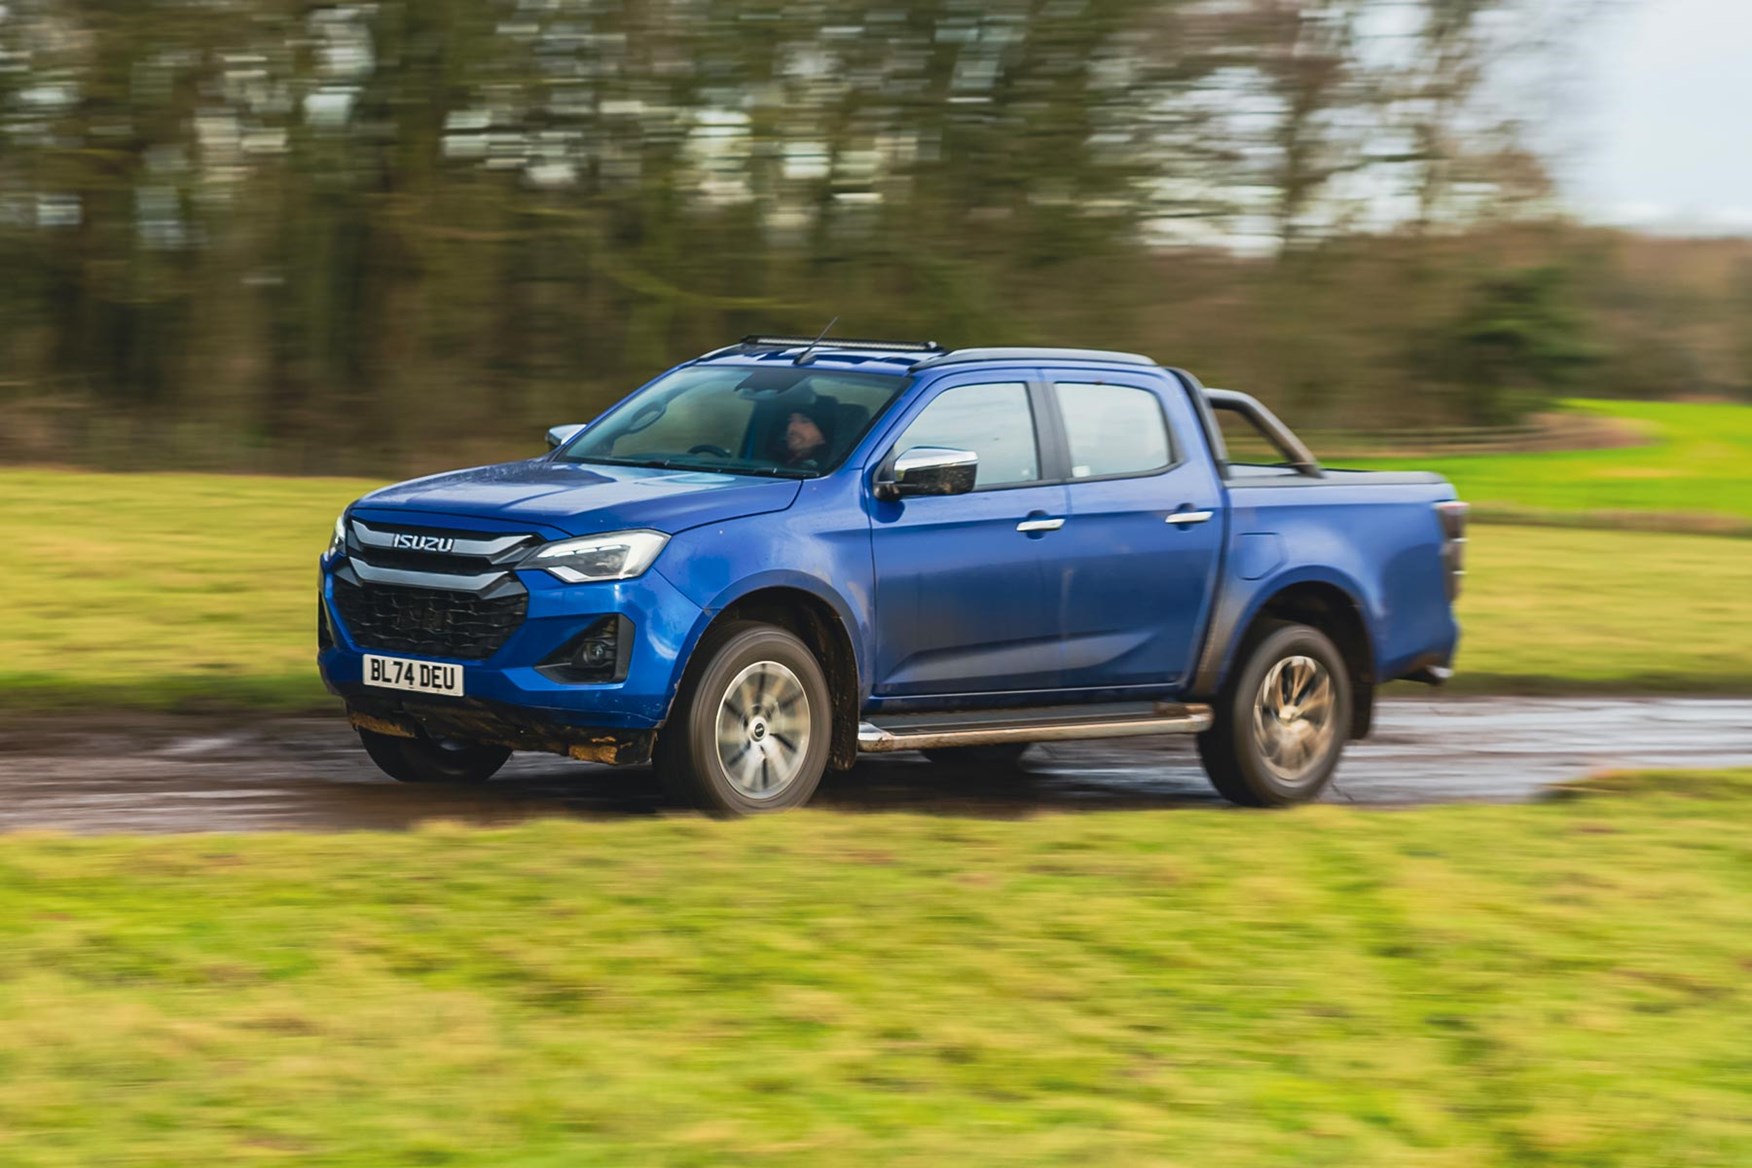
{"left": 1569, "top": 0, "right": 1752, "bottom": 232}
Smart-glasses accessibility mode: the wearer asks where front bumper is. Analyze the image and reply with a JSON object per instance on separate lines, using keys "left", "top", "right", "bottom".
{"left": 342, "top": 695, "right": 656, "bottom": 765}
{"left": 318, "top": 558, "right": 704, "bottom": 751}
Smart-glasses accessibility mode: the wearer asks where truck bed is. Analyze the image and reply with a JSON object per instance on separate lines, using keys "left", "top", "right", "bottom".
{"left": 1225, "top": 464, "right": 1447, "bottom": 487}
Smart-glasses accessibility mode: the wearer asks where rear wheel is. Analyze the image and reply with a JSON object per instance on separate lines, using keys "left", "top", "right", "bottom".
{"left": 1197, "top": 621, "right": 1351, "bottom": 807}
{"left": 358, "top": 728, "right": 511, "bottom": 784}
{"left": 655, "top": 621, "right": 832, "bottom": 816}
{"left": 919, "top": 743, "right": 1032, "bottom": 768}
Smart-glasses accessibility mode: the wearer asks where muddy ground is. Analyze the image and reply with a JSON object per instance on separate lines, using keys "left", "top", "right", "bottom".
{"left": 0, "top": 696, "right": 1746, "bottom": 834}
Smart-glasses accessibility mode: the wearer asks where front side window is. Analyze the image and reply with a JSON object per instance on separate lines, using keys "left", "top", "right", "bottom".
{"left": 559, "top": 365, "right": 906, "bottom": 477}
{"left": 1056, "top": 382, "right": 1173, "bottom": 478}
{"left": 892, "top": 381, "right": 1040, "bottom": 488}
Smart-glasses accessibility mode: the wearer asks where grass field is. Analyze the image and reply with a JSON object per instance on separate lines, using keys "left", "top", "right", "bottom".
{"left": 1347, "top": 399, "right": 1752, "bottom": 529}
{"left": 1446, "top": 524, "right": 1752, "bottom": 693}
{"left": 0, "top": 469, "right": 372, "bottom": 710}
{"left": 2, "top": 467, "right": 1749, "bottom": 709}
{"left": 0, "top": 770, "right": 1745, "bottom": 1165}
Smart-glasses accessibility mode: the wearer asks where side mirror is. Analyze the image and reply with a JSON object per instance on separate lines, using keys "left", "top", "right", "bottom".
{"left": 546, "top": 423, "right": 588, "bottom": 450}
{"left": 874, "top": 446, "right": 978, "bottom": 501}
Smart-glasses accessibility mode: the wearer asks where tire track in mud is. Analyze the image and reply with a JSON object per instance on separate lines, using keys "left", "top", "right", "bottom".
{"left": 0, "top": 697, "right": 1747, "bottom": 834}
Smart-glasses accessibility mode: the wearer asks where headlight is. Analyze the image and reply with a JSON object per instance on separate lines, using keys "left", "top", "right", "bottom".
{"left": 529, "top": 530, "right": 669, "bottom": 584}
{"left": 326, "top": 511, "right": 348, "bottom": 559}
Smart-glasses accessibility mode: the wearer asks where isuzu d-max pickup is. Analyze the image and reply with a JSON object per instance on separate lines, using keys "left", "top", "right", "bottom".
{"left": 318, "top": 337, "right": 1465, "bottom": 813}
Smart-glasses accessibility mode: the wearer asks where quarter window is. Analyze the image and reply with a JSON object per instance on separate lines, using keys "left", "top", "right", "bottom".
{"left": 1056, "top": 382, "right": 1173, "bottom": 478}
{"left": 892, "top": 382, "right": 1040, "bottom": 488}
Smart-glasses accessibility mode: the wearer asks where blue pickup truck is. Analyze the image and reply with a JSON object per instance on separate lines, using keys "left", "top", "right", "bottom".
{"left": 318, "top": 337, "right": 1465, "bottom": 813}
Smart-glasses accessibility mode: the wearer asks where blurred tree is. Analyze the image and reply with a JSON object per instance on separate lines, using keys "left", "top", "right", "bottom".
{"left": 1733, "top": 258, "right": 1752, "bottom": 401}
{"left": 0, "top": 0, "right": 1724, "bottom": 470}
{"left": 1434, "top": 265, "right": 1596, "bottom": 423}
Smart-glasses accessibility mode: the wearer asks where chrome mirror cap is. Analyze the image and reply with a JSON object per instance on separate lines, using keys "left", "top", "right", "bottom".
{"left": 546, "top": 423, "right": 588, "bottom": 450}
{"left": 876, "top": 446, "right": 978, "bottom": 500}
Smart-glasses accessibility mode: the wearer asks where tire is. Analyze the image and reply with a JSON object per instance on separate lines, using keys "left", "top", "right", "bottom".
{"left": 919, "top": 743, "right": 1033, "bottom": 768}
{"left": 655, "top": 621, "right": 833, "bottom": 816}
{"left": 358, "top": 728, "right": 511, "bottom": 784}
{"left": 1197, "top": 621, "right": 1351, "bottom": 807}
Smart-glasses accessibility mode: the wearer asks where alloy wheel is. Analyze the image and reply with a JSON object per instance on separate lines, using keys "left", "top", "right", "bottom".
{"left": 714, "top": 660, "right": 811, "bottom": 800}
{"left": 1251, "top": 654, "right": 1337, "bottom": 784}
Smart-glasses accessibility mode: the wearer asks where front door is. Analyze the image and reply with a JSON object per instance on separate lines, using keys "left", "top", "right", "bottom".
{"left": 869, "top": 378, "right": 1067, "bottom": 697}
{"left": 1042, "top": 374, "right": 1225, "bottom": 689}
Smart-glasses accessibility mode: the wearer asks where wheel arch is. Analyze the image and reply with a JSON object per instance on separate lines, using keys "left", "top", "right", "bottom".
{"left": 1201, "top": 571, "right": 1379, "bottom": 740}
{"left": 671, "top": 578, "right": 864, "bottom": 770}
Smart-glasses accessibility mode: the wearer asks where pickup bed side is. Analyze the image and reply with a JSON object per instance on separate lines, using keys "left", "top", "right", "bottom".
{"left": 1170, "top": 370, "right": 1461, "bottom": 721}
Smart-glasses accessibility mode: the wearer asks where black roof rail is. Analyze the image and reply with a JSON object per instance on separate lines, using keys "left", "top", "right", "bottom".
{"left": 910, "top": 346, "right": 1157, "bottom": 371}
{"left": 732, "top": 335, "right": 944, "bottom": 354}
{"left": 693, "top": 335, "right": 946, "bottom": 365}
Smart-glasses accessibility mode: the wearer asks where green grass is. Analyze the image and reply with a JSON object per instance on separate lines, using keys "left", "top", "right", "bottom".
{"left": 0, "top": 468, "right": 376, "bottom": 710}
{"left": 1444, "top": 524, "right": 1752, "bottom": 693}
{"left": 1346, "top": 399, "right": 1752, "bottom": 529}
{"left": 0, "top": 771, "right": 1747, "bottom": 1165}
{"left": 2, "top": 467, "right": 1750, "bottom": 709}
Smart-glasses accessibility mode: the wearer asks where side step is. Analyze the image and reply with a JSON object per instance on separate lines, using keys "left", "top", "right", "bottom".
{"left": 857, "top": 701, "right": 1213, "bottom": 753}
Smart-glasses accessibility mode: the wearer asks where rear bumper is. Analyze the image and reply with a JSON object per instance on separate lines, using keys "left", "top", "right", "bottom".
{"left": 1398, "top": 662, "right": 1454, "bottom": 686}
{"left": 317, "top": 561, "right": 704, "bottom": 740}
{"left": 1386, "top": 626, "right": 1459, "bottom": 687}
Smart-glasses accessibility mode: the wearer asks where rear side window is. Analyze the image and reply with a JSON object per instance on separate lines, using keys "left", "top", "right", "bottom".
{"left": 1056, "top": 382, "right": 1173, "bottom": 478}
{"left": 892, "top": 382, "right": 1040, "bottom": 488}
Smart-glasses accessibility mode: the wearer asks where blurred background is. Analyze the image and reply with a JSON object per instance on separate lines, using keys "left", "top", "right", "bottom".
{"left": 1, "top": 0, "right": 1746, "bottom": 476}
{"left": 1, "top": 6, "right": 1749, "bottom": 1164}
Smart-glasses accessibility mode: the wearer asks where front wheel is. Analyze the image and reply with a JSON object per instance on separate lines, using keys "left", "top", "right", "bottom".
{"left": 655, "top": 621, "right": 833, "bottom": 816}
{"left": 1197, "top": 621, "right": 1351, "bottom": 807}
{"left": 358, "top": 728, "right": 511, "bottom": 784}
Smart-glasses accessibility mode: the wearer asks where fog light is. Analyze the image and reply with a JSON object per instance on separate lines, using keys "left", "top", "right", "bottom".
{"left": 576, "top": 637, "right": 616, "bottom": 669}
{"left": 538, "top": 615, "right": 633, "bottom": 683}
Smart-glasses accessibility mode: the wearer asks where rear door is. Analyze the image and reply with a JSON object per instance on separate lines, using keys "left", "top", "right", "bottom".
{"left": 1040, "top": 371, "right": 1225, "bottom": 689}
{"left": 868, "top": 376, "right": 1068, "bottom": 697}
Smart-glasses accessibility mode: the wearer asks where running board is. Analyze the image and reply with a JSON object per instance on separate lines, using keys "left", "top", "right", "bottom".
{"left": 857, "top": 701, "right": 1213, "bottom": 753}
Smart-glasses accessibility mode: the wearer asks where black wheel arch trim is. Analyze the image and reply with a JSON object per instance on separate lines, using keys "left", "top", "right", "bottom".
{"left": 669, "top": 582, "right": 864, "bottom": 770}
{"left": 1191, "top": 574, "right": 1378, "bottom": 741}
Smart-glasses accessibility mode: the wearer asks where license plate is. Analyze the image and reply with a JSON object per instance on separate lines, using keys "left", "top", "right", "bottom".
{"left": 363, "top": 655, "right": 464, "bottom": 697}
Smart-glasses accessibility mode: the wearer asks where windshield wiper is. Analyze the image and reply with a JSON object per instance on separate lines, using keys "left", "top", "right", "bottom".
{"left": 566, "top": 455, "right": 815, "bottom": 478}
{"left": 731, "top": 465, "right": 815, "bottom": 478}
{"left": 564, "top": 456, "right": 683, "bottom": 470}
{"left": 658, "top": 461, "right": 816, "bottom": 479}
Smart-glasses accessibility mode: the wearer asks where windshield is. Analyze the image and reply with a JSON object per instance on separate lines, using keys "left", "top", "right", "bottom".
{"left": 556, "top": 365, "right": 908, "bottom": 477}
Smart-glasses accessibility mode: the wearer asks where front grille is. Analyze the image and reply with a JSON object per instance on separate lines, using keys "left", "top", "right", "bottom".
{"left": 332, "top": 579, "right": 526, "bottom": 659}
{"left": 349, "top": 546, "right": 503, "bottom": 573}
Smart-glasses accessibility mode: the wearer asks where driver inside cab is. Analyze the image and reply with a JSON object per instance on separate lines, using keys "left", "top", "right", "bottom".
{"left": 778, "top": 400, "right": 836, "bottom": 468}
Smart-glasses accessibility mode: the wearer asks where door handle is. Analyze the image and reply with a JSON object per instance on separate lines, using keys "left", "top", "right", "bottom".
{"left": 1166, "top": 509, "right": 1215, "bottom": 525}
{"left": 1016, "top": 517, "right": 1065, "bottom": 533}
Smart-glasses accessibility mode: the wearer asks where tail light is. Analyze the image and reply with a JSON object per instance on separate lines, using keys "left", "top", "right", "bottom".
{"left": 1435, "top": 500, "right": 1469, "bottom": 600}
